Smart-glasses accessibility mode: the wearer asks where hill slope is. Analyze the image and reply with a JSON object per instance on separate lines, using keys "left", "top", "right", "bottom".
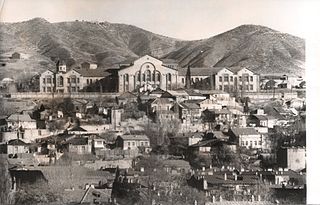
{"left": 164, "top": 24, "right": 305, "bottom": 76}
{"left": 0, "top": 19, "right": 305, "bottom": 80}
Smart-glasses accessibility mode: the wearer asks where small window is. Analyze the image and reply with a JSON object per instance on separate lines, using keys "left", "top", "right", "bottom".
{"left": 87, "top": 79, "right": 89, "bottom": 84}
{"left": 224, "top": 76, "right": 228, "bottom": 82}
{"left": 68, "top": 78, "right": 70, "bottom": 83}
{"left": 255, "top": 141, "right": 257, "bottom": 145}
{"left": 245, "top": 76, "right": 249, "bottom": 82}
{"left": 128, "top": 142, "right": 130, "bottom": 146}
{"left": 47, "top": 87, "right": 52, "bottom": 92}
{"left": 230, "top": 76, "right": 233, "bottom": 82}
{"left": 132, "top": 142, "right": 135, "bottom": 146}
{"left": 43, "top": 78, "right": 46, "bottom": 84}
{"left": 219, "top": 85, "right": 222, "bottom": 90}
{"left": 239, "top": 76, "right": 242, "bottom": 81}
{"left": 259, "top": 141, "right": 262, "bottom": 145}
{"left": 219, "top": 76, "right": 222, "bottom": 82}
{"left": 43, "top": 87, "right": 46, "bottom": 92}
{"left": 250, "top": 76, "right": 253, "bottom": 82}
{"left": 246, "top": 141, "right": 248, "bottom": 145}
{"left": 77, "top": 78, "right": 80, "bottom": 83}
{"left": 182, "top": 78, "right": 185, "bottom": 84}
{"left": 250, "top": 85, "right": 253, "bottom": 90}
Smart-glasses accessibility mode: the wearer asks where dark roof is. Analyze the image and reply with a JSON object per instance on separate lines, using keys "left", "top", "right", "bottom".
{"left": 69, "top": 126, "right": 87, "bottom": 132}
{"left": 67, "top": 137, "right": 88, "bottom": 145}
{"left": 208, "top": 108, "right": 231, "bottom": 114}
{"left": 179, "top": 102, "right": 201, "bottom": 109}
{"left": 161, "top": 58, "right": 178, "bottom": 64}
{"left": 178, "top": 67, "right": 222, "bottom": 76}
{"left": 0, "top": 118, "right": 7, "bottom": 126}
{"left": 76, "top": 68, "right": 110, "bottom": 77}
{"left": 8, "top": 139, "right": 28, "bottom": 146}
{"left": 230, "top": 127, "right": 259, "bottom": 136}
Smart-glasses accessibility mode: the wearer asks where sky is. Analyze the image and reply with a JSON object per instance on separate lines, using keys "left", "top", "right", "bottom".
{"left": 0, "top": 0, "right": 319, "bottom": 40}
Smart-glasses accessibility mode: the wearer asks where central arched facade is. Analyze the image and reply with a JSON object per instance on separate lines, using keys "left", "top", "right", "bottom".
{"left": 118, "top": 55, "right": 178, "bottom": 93}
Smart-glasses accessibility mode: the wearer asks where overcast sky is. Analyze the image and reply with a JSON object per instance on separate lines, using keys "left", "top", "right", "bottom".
{"left": 0, "top": 0, "right": 318, "bottom": 40}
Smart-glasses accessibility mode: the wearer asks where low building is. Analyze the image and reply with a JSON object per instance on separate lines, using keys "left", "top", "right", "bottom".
{"left": 6, "top": 139, "right": 29, "bottom": 155}
{"left": 115, "top": 135, "right": 150, "bottom": 151}
{"left": 277, "top": 146, "right": 306, "bottom": 171}
{"left": 7, "top": 113, "right": 37, "bottom": 130}
{"left": 162, "top": 159, "right": 191, "bottom": 174}
{"left": 65, "top": 137, "right": 92, "bottom": 154}
{"left": 250, "top": 114, "right": 277, "bottom": 128}
{"left": 229, "top": 127, "right": 262, "bottom": 149}
{"left": 11, "top": 52, "right": 21, "bottom": 59}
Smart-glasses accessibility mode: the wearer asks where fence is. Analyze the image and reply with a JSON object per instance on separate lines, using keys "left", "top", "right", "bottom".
{"left": 6, "top": 92, "right": 119, "bottom": 99}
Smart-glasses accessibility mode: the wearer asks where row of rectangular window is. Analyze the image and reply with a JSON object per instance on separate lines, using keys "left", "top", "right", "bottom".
{"left": 42, "top": 86, "right": 79, "bottom": 92}
{"left": 42, "top": 77, "right": 80, "bottom": 84}
{"left": 127, "top": 141, "right": 149, "bottom": 146}
{"left": 219, "top": 85, "right": 254, "bottom": 91}
{"left": 219, "top": 76, "right": 253, "bottom": 82}
{"left": 241, "top": 140, "right": 262, "bottom": 146}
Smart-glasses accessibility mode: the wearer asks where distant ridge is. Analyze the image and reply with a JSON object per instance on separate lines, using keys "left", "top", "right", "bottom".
{"left": 0, "top": 18, "right": 305, "bottom": 80}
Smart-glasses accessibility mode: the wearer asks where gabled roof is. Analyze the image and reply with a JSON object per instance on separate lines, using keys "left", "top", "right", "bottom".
{"left": 8, "top": 139, "right": 28, "bottom": 146}
{"left": 230, "top": 127, "right": 259, "bottom": 136}
{"left": 7, "top": 114, "right": 35, "bottom": 122}
{"left": 151, "top": 97, "right": 172, "bottom": 105}
{"left": 118, "top": 91, "right": 137, "bottom": 100}
{"left": 185, "top": 89, "right": 205, "bottom": 96}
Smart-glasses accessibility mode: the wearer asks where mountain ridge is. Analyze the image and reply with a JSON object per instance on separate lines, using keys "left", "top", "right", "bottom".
{"left": 0, "top": 18, "right": 305, "bottom": 80}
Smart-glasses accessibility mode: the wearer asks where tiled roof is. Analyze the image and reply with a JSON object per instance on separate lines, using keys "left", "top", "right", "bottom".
{"left": 118, "top": 91, "right": 137, "bottom": 99}
{"left": 119, "top": 135, "right": 149, "bottom": 141}
{"left": 230, "top": 127, "right": 259, "bottom": 136}
{"left": 180, "top": 102, "right": 201, "bottom": 109}
{"left": 8, "top": 139, "right": 28, "bottom": 146}
{"left": 7, "top": 114, "right": 35, "bottom": 122}
{"left": 152, "top": 97, "right": 173, "bottom": 105}
{"left": 178, "top": 67, "right": 223, "bottom": 76}
{"left": 66, "top": 137, "right": 88, "bottom": 145}
{"left": 76, "top": 68, "right": 110, "bottom": 77}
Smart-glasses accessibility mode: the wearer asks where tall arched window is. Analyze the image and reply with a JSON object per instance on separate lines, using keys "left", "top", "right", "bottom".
{"left": 146, "top": 70, "right": 151, "bottom": 81}
{"left": 156, "top": 72, "right": 161, "bottom": 82}
{"left": 58, "top": 76, "right": 64, "bottom": 86}
{"left": 142, "top": 73, "right": 145, "bottom": 82}
{"left": 167, "top": 73, "right": 172, "bottom": 82}
{"left": 123, "top": 74, "right": 129, "bottom": 83}
{"left": 137, "top": 71, "right": 141, "bottom": 81}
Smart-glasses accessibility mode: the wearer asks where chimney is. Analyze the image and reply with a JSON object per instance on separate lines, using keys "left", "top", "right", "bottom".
{"left": 202, "top": 167, "right": 205, "bottom": 171}
{"left": 235, "top": 174, "right": 238, "bottom": 181}
{"left": 224, "top": 173, "right": 227, "bottom": 181}
{"left": 140, "top": 167, "right": 144, "bottom": 172}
